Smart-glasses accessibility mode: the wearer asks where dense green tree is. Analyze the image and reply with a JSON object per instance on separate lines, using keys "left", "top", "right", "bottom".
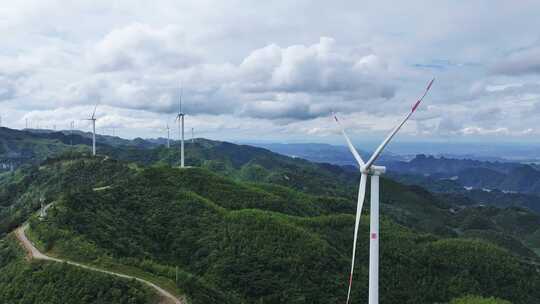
{"left": 0, "top": 237, "right": 156, "bottom": 304}
{"left": 450, "top": 295, "right": 512, "bottom": 304}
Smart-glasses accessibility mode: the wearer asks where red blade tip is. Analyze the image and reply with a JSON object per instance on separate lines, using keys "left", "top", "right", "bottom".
{"left": 426, "top": 78, "right": 435, "bottom": 92}
{"left": 412, "top": 100, "right": 421, "bottom": 112}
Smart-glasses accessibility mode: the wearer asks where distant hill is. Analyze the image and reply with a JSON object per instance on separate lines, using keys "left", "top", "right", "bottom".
{"left": 0, "top": 127, "right": 171, "bottom": 172}
{"left": 389, "top": 170, "right": 540, "bottom": 214}
{"left": 389, "top": 154, "right": 524, "bottom": 175}
{"left": 250, "top": 142, "right": 405, "bottom": 166}
{"left": 26, "top": 128, "right": 159, "bottom": 148}
{"left": 500, "top": 166, "right": 540, "bottom": 193}
{"left": 389, "top": 154, "right": 540, "bottom": 195}
{"left": 0, "top": 127, "right": 90, "bottom": 170}
{"left": 3, "top": 126, "right": 540, "bottom": 213}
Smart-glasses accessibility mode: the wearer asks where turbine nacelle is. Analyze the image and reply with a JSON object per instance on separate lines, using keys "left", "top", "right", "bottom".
{"left": 360, "top": 165, "right": 386, "bottom": 175}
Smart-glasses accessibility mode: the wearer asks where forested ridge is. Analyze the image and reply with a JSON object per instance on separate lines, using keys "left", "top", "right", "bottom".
{"left": 1, "top": 150, "right": 540, "bottom": 303}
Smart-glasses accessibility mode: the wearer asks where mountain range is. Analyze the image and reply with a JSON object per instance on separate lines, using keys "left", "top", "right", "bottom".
{"left": 1, "top": 126, "right": 539, "bottom": 303}
{"left": 388, "top": 155, "right": 540, "bottom": 195}
{"left": 250, "top": 142, "right": 405, "bottom": 166}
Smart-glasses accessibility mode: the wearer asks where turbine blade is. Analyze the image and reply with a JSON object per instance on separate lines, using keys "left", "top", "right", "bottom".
{"left": 91, "top": 103, "right": 99, "bottom": 119}
{"left": 333, "top": 113, "right": 365, "bottom": 166}
{"left": 346, "top": 173, "right": 368, "bottom": 304}
{"left": 180, "top": 86, "right": 183, "bottom": 113}
{"left": 364, "top": 78, "right": 435, "bottom": 170}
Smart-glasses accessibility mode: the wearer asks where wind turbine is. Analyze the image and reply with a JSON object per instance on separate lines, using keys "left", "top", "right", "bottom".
{"left": 175, "top": 84, "right": 185, "bottom": 167}
{"left": 86, "top": 103, "right": 98, "bottom": 156}
{"left": 166, "top": 122, "right": 171, "bottom": 148}
{"left": 70, "top": 121, "right": 75, "bottom": 147}
{"left": 336, "top": 78, "right": 434, "bottom": 304}
{"left": 39, "top": 196, "right": 46, "bottom": 219}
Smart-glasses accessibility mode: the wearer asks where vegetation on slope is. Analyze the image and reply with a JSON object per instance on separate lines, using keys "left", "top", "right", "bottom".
{"left": 0, "top": 154, "right": 134, "bottom": 237}
{"left": 0, "top": 236, "right": 156, "bottom": 304}
{"left": 1, "top": 137, "right": 540, "bottom": 304}
{"left": 449, "top": 295, "right": 512, "bottom": 304}
{"left": 19, "top": 160, "right": 540, "bottom": 304}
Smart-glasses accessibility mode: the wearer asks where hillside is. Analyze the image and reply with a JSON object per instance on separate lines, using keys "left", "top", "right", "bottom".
{"left": 0, "top": 127, "right": 91, "bottom": 170}
{"left": 0, "top": 156, "right": 539, "bottom": 303}
{"left": 2, "top": 127, "right": 540, "bottom": 303}
{"left": 0, "top": 127, "right": 357, "bottom": 198}
{"left": 2, "top": 131, "right": 540, "bottom": 257}
{"left": 6, "top": 125, "right": 540, "bottom": 199}
{"left": 0, "top": 127, "right": 161, "bottom": 172}
{"left": 26, "top": 128, "right": 161, "bottom": 149}
{"left": 0, "top": 235, "right": 157, "bottom": 303}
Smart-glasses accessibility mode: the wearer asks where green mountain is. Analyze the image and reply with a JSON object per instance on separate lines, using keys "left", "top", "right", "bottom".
{"left": 2, "top": 126, "right": 540, "bottom": 303}
{"left": 0, "top": 127, "right": 91, "bottom": 170}
{"left": 1, "top": 155, "right": 540, "bottom": 303}
{"left": 0, "top": 127, "right": 161, "bottom": 172}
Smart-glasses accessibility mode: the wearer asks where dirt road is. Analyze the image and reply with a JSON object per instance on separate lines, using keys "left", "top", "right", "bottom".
{"left": 15, "top": 224, "right": 184, "bottom": 304}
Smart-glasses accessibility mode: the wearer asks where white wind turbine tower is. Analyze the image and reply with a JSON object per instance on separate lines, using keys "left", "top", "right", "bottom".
{"left": 336, "top": 78, "right": 434, "bottom": 304}
{"left": 86, "top": 103, "right": 98, "bottom": 156}
{"left": 166, "top": 123, "right": 171, "bottom": 148}
{"left": 175, "top": 84, "right": 185, "bottom": 167}
{"left": 70, "top": 121, "right": 75, "bottom": 147}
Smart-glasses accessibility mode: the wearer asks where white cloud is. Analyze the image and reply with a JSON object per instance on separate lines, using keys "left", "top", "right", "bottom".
{"left": 1, "top": 1, "right": 540, "bottom": 143}
{"left": 492, "top": 46, "right": 540, "bottom": 76}
{"left": 89, "top": 23, "right": 200, "bottom": 72}
{"left": 239, "top": 37, "right": 394, "bottom": 97}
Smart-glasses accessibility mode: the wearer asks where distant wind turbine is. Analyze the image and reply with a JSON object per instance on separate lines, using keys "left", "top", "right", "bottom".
{"left": 166, "top": 123, "right": 171, "bottom": 148}
{"left": 175, "top": 84, "right": 185, "bottom": 167}
{"left": 85, "top": 103, "right": 99, "bottom": 156}
{"left": 70, "top": 121, "right": 75, "bottom": 147}
{"left": 336, "top": 78, "right": 435, "bottom": 304}
{"left": 39, "top": 196, "right": 46, "bottom": 219}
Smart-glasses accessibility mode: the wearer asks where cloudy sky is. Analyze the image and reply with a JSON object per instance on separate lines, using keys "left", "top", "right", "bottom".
{"left": 1, "top": 1, "right": 540, "bottom": 144}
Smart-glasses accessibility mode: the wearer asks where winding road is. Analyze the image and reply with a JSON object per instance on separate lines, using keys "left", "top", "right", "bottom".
{"left": 15, "top": 223, "right": 184, "bottom": 304}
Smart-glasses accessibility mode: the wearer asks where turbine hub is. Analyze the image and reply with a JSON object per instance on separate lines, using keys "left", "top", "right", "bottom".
{"left": 360, "top": 165, "right": 386, "bottom": 175}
